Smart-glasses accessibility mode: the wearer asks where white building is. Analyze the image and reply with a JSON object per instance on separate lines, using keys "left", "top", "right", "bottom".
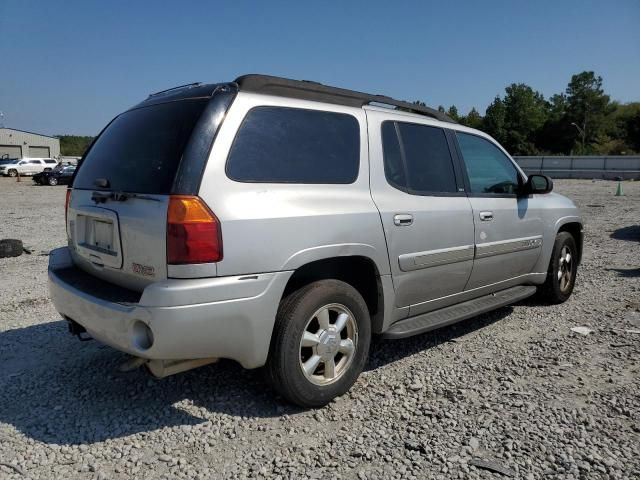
{"left": 0, "top": 128, "right": 61, "bottom": 159}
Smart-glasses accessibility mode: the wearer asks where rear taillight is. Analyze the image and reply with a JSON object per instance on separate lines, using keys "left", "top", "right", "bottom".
{"left": 167, "top": 195, "right": 222, "bottom": 264}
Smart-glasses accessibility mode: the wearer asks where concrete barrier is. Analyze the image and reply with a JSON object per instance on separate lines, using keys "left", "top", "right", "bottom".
{"left": 514, "top": 156, "right": 640, "bottom": 180}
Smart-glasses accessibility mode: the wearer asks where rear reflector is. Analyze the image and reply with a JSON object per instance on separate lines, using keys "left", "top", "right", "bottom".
{"left": 167, "top": 196, "right": 222, "bottom": 264}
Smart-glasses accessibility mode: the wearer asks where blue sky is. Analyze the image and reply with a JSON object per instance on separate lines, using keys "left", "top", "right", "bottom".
{"left": 1, "top": 0, "right": 638, "bottom": 136}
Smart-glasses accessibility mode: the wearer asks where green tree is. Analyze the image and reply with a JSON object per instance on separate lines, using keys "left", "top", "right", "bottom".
{"left": 57, "top": 135, "right": 94, "bottom": 156}
{"left": 501, "top": 83, "right": 548, "bottom": 155}
{"left": 460, "top": 107, "right": 483, "bottom": 129}
{"left": 565, "top": 71, "right": 613, "bottom": 153}
{"left": 600, "top": 102, "right": 640, "bottom": 154}
{"left": 536, "top": 94, "right": 575, "bottom": 154}
{"left": 446, "top": 105, "right": 460, "bottom": 122}
{"left": 482, "top": 96, "right": 506, "bottom": 145}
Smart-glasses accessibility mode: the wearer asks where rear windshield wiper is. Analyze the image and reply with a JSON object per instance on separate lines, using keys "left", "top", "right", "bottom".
{"left": 91, "top": 191, "right": 161, "bottom": 203}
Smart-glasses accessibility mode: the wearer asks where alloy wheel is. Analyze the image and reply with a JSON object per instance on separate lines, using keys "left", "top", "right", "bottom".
{"left": 298, "top": 303, "right": 358, "bottom": 386}
{"left": 557, "top": 245, "right": 573, "bottom": 292}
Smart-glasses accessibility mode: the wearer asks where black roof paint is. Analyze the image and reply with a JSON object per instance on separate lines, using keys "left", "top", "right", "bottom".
{"left": 235, "top": 74, "right": 455, "bottom": 123}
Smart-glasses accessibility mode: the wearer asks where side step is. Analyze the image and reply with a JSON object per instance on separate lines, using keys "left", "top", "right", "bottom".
{"left": 383, "top": 285, "right": 537, "bottom": 339}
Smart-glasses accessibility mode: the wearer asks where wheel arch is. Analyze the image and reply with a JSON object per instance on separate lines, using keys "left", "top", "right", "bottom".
{"left": 556, "top": 218, "right": 584, "bottom": 264}
{"left": 281, "top": 255, "right": 387, "bottom": 334}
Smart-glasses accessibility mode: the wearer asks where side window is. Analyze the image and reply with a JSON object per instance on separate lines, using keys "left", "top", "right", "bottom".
{"left": 456, "top": 133, "right": 519, "bottom": 194}
{"left": 29, "top": 160, "right": 41, "bottom": 164}
{"left": 381, "top": 121, "right": 457, "bottom": 194}
{"left": 226, "top": 106, "right": 360, "bottom": 184}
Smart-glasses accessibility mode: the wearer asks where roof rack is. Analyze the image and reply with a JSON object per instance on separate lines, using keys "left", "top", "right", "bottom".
{"left": 235, "top": 74, "right": 454, "bottom": 123}
{"left": 148, "top": 82, "right": 204, "bottom": 98}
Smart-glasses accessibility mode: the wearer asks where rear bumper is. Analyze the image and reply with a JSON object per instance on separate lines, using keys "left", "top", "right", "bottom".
{"left": 48, "top": 247, "right": 292, "bottom": 368}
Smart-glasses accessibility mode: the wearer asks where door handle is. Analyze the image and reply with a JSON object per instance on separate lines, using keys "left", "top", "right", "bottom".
{"left": 394, "top": 214, "right": 414, "bottom": 226}
{"left": 479, "top": 211, "right": 494, "bottom": 221}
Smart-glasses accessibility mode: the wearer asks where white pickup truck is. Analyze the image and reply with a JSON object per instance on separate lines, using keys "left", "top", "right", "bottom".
{"left": 0, "top": 158, "right": 58, "bottom": 176}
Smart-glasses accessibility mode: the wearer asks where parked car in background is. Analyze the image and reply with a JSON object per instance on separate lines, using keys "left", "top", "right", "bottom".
{"left": 0, "top": 158, "right": 58, "bottom": 177}
{"left": 33, "top": 165, "right": 76, "bottom": 185}
{"left": 48, "top": 75, "right": 583, "bottom": 407}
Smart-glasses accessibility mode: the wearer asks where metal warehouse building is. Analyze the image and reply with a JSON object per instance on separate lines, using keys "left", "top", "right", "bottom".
{"left": 0, "top": 128, "right": 60, "bottom": 159}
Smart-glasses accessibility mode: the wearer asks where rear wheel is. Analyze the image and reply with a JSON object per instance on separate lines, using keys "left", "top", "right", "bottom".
{"left": 48, "top": 177, "right": 58, "bottom": 186}
{"left": 265, "top": 280, "right": 371, "bottom": 407}
{"left": 538, "top": 232, "right": 578, "bottom": 304}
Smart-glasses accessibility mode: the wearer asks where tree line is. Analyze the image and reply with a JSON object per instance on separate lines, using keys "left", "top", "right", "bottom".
{"left": 57, "top": 135, "right": 94, "bottom": 156}
{"left": 430, "top": 71, "right": 639, "bottom": 156}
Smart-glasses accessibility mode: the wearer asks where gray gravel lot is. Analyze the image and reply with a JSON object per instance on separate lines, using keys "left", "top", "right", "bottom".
{"left": 0, "top": 177, "right": 638, "bottom": 479}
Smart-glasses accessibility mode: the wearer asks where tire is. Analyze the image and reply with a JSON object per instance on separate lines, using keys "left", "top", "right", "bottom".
{"left": 8, "top": 169, "right": 17, "bottom": 177}
{"left": 48, "top": 177, "right": 58, "bottom": 186}
{"left": 265, "top": 279, "right": 371, "bottom": 408}
{"left": 0, "top": 239, "right": 23, "bottom": 258}
{"left": 537, "top": 232, "right": 578, "bottom": 304}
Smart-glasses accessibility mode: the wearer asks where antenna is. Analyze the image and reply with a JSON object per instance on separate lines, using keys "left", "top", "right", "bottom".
{"left": 0, "top": 111, "right": 4, "bottom": 128}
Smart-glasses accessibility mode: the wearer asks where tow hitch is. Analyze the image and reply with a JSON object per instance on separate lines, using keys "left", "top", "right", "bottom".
{"left": 66, "top": 318, "right": 92, "bottom": 341}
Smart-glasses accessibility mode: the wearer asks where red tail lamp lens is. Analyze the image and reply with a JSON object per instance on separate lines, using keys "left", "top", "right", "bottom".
{"left": 167, "top": 196, "right": 222, "bottom": 264}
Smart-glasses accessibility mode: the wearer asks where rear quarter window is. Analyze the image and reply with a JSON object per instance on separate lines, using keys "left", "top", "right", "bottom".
{"left": 226, "top": 106, "right": 360, "bottom": 183}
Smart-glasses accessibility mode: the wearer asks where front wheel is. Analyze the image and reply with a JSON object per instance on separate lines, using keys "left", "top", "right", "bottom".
{"left": 8, "top": 169, "right": 17, "bottom": 177}
{"left": 538, "top": 232, "right": 578, "bottom": 304}
{"left": 265, "top": 280, "right": 371, "bottom": 407}
{"left": 48, "top": 177, "right": 58, "bottom": 186}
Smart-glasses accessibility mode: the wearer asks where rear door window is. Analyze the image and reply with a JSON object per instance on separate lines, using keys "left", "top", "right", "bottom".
{"left": 73, "top": 99, "right": 207, "bottom": 194}
{"left": 381, "top": 121, "right": 458, "bottom": 194}
{"left": 226, "top": 106, "right": 360, "bottom": 183}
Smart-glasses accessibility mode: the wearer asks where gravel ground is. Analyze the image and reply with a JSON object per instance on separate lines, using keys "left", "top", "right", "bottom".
{"left": 0, "top": 177, "right": 638, "bottom": 480}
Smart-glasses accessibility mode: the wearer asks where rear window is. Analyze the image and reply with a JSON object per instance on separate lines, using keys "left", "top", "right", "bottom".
{"left": 226, "top": 106, "right": 360, "bottom": 183}
{"left": 73, "top": 99, "right": 207, "bottom": 194}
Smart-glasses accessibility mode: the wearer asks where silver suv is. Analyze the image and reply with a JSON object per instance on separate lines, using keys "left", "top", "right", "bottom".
{"left": 48, "top": 75, "right": 583, "bottom": 407}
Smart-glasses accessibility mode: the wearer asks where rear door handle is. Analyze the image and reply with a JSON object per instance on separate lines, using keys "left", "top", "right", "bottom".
{"left": 394, "top": 214, "right": 414, "bottom": 226}
{"left": 479, "top": 211, "right": 494, "bottom": 221}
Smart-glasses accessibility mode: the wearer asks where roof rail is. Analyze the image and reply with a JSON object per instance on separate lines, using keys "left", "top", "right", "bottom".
{"left": 235, "top": 74, "right": 454, "bottom": 123}
{"left": 148, "top": 82, "right": 204, "bottom": 98}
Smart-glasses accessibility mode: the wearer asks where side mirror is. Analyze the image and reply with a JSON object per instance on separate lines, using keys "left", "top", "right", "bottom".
{"left": 525, "top": 174, "right": 553, "bottom": 194}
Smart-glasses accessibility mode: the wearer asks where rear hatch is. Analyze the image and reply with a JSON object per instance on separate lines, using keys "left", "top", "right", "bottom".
{"left": 68, "top": 98, "right": 209, "bottom": 291}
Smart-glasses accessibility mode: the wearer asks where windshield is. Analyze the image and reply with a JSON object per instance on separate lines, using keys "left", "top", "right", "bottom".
{"left": 73, "top": 99, "right": 207, "bottom": 194}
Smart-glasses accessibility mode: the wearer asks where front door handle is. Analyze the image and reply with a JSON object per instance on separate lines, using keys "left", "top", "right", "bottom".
{"left": 394, "top": 214, "right": 414, "bottom": 226}
{"left": 479, "top": 211, "right": 494, "bottom": 221}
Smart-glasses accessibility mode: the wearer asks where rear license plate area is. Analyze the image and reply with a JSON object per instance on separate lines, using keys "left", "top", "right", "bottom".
{"left": 74, "top": 209, "right": 123, "bottom": 269}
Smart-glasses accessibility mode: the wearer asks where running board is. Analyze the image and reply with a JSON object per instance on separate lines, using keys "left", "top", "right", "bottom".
{"left": 383, "top": 285, "right": 537, "bottom": 339}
